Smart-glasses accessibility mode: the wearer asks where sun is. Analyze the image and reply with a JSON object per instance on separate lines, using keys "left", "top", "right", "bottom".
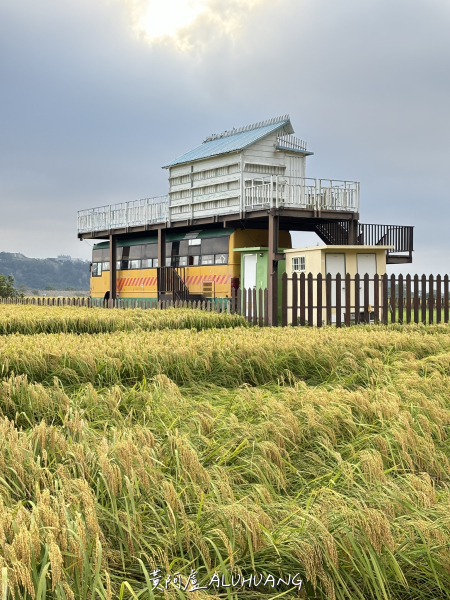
{"left": 136, "top": 0, "right": 210, "bottom": 39}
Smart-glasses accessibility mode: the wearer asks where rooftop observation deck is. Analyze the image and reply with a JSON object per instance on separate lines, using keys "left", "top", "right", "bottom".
{"left": 77, "top": 176, "right": 360, "bottom": 237}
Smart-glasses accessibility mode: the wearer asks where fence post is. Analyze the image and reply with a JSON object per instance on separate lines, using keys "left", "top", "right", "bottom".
{"left": 281, "top": 272, "right": 288, "bottom": 327}
{"left": 444, "top": 275, "right": 449, "bottom": 323}
{"left": 390, "top": 274, "right": 396, "bottom": 324}
{"left": 336, "top": 273, "right": 342, "bottom": 328}
{"left": 307, "top": 273, "right": 313, "bottom": 327}
{"left": 364, "top": 273, "right": 370, "bottom": 324}
{"left": 421, "top": 275, "right": 427, "bottom": 324}
{"left": 436, "top": 275, "right": 441, "bottom": 324}
{"left": 355, "top": 273, "right": 360, "bottom": 324}
{"left": 317, "top": 273, "right": 323, "bottom": 327}
{"left": 406, "top": 274, "right": 411, "bottom": 324}
{"left": 345, "top": 273, "right": 351, "bottom": 327}
{"left": 428, "top": 275, "right": 434, "bottom": 324}
{"left": 381, "top": 274, "right": 388, "bottom": 324}
{"left": 374, "top": 273, "right": 380, "bottom": 323}
{"left": 413, "top": 275, "right": 419, "bottom": 323}
{"left": 264, "top": 288, "right": 269, "bottom": 326}
{"left": 398, "top": 274, "right": 403, "bottom": 324}
{"left": 326, "top": 273, "right": 332, "bottom": 326}
{"left": 299, "top": 272, "right": 305, "bottom": 327}
{"left": 292, "top": 272, "right": 298, "bottom": 327}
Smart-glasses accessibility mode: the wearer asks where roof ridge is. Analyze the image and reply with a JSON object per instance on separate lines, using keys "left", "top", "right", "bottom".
{"left": 203, "top": 114, "right": 290, "bottom": 144}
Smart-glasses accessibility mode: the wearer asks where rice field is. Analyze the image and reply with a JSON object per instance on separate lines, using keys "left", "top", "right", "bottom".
{"left": 1, "top": 306, "right": 450, "bottom": 599}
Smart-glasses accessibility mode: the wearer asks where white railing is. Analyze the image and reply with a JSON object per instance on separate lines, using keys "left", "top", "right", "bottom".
{"left": 77, "top": 195, "right": 168, "bottom": 233}
{"left": 244, "top": 176, "right": 360, "bottom": 213}
{"left": 77, "top": 178, "right": 359, "bottom": 234}
{"left": 276, "top": 134, "right": 307, "bottom": 152}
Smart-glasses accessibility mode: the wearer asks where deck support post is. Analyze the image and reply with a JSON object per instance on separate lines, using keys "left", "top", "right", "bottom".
{"left": 109, "top": 234, "right": 117, "bottom": 301}
{"left": 157, "top": 228, "right": 166, "bottom": 300}
{"left": 348, "top": 219, "right": 359, "bottom": 245}
{"left": 268, "top": 213, "right": 280, "bottom": 326}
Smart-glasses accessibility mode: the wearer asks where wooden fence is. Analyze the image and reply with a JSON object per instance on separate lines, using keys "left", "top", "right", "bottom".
{"left": 2, "top": 273, "right": 449, "bottom": 327}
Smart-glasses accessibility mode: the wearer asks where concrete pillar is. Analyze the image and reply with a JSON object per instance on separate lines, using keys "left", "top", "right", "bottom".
{"left": 109, "top": 234, "right": 117, "bottom": 301}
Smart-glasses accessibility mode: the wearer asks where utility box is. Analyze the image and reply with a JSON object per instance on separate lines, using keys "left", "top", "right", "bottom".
{"left": 284, "top": 245, "right": 393, "bottom": 325}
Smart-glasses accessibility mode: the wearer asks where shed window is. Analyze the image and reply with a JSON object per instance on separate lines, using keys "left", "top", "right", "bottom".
{"left": 292, "top": 256, "right": 306, "bottom": 272}
{"left": 201, "top": 255, "right": 214, "bottom": 265}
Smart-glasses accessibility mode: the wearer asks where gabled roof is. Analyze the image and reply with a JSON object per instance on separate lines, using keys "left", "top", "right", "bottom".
{"left": 162, "top": 115, "right": 294, "bottom": 169}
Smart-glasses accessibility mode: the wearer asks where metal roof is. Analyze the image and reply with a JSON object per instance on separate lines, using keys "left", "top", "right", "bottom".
{"left": 162, "top": 116, "right": 294, "bottom": 168}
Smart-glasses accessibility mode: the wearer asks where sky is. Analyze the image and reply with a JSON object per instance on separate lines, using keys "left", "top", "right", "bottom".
{"left": 1, "top": 0, "right": 449, "bottom": 274}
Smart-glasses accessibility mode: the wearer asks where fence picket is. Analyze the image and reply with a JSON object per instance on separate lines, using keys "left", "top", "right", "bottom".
{"left": 247, "top": 289, "right": 252, "bottom": 324}
{"left": 326, "top": 273, "right": 332, "bottom": 326}
{"left": 345, "top": 273, "right": 351, "bottom": 326}
{"left": 364, "top": 273, "right": 370, "bottom": 324}
{"left": 421, "top": 275, "right": 427, "bottom": 324}
{"left": 316, "top": 273, "right": 323, "bottom": 327}
{"left": 258, "top": 288, "right": 263, "bottom": 327}
{"left": 336, "top": 273, "right": 342, "bottom": 328}
{"left": 300, "top": 273, "right": 306, "bottom": 326}
{"left": 237, "top": 289, "right": 241, "bottom": 315}
{"left": 445, "top": 275, "right": 449, "bottom": 323}
{"left": 292, "top": 272, "right": 298, "bottom": 327}
{"left": 436, "top": 275, "right": 441, "bottom": 324}
{"left": 264, "top": 288, "right": 269, "bottom": 326}
{"left": 282, "top": 273, "right": 288, "bottom": 327}
{"left": 253, "top": 288, "right": 257, "bottom": 326}
{"left": 390, "top": 274, "right": 396, "bottom": 324}
{"left": 374, "top": 274, "right": 380, "bottom": 323}
{"left": 398, "top": 274, "right": 403, "bottom": 324}
{"left": 406, "top": 274, "right": 411, "bottom": 323}
{"left": 307, "top": 273, "right": 313, "bottom": 327}
{"left": 414, "top": 275, "right": 419, "bottom": 323}
{"left": 355, "top": 273, "right": 360, "bottom": 324}
{"left": 382, "top": 274, "right": 388, "bottom": 324}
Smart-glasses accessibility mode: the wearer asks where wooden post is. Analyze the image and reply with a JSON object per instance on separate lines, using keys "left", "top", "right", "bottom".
{"left": 258, "top": 288, "right": 263, "bottom": 327}
{"left": 109, "top": 234, "right": 117, "bottom": 301}
{"left": 374, "top": 273, "right": 380, "bottom": 323}
{"left": 264, "top": 288, "right": 269, "bottom": 326}
{"left": 421, "top": 275, "right": 427, "bottom": 324}
{"left": 281, "top": 272, "right": 288, "bottom": 327}
{"left": 307, "top": 273, "right": 313, "bottom": 327}
{"left": 406, "top": 274, "right": 411, "bottom": 324}
{"left": 444, "top": 275, "right": 449, "bottom": 323}
{"left": 253, "top": 288, "right": 257, "bottom": 325}
{"left": 336, "top": 273, "right": 342, "bottom": 328}
{"left": 414, "top": 275, "right": 419, "bottom": 323}
{"left": 428, "top": 275, "right": 434, "bottom": 324}
{"left": 317, "top": 273, "right": 323, "bottom": 327}
{"left": 364, "top": 273, "right": 370, "bottom": 324}
{"left": 231, "top": 288, "right": 235, "bottom": 314}
{"left": 390, "top": 274, "right": 396, "bottom": 324}
{"left": 355, "top": 273, "right": 360, "bottom": 324}
{"left": 237, "top": 288, "right": 242, "bottom": 315}
{"left": 436, "top": 275, "right": 441, "bottom": 324}
{"left": 345, "top": 273, "right": 351, "bottom": 326}
{"left": 382, "top": 274, "right": 388, "bottom": 324}
{"left": 268, "top": 213, "right": 280, "bottom": 326}
{"left": 398, "top": 274, "right": 403, "bottom": 324}
{"left": 292, "top": 272, "right": 298, "bottom": 327}
{"left": 299, "top": 272, "right": 306, "bottom": 326}
{"left": 326, "top": 273, "right": 332, "bottom": 326}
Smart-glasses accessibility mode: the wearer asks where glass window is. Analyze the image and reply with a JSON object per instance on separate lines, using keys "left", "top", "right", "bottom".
{"left": 92, "top": 263, "right": 102, "bottom": 277}
{"left": 189, "top": 256, "right": 200, "bottom": 266}
{"left": 178, "top": 256, "right": 188, "bottom": 266}
{"left": 143, "top": 244, "right": 157, "bottom": 259}
{"left": 120, "top": 260, "right": 129, "bottom": 270}
{"left": 153, "top": 259, "right": 159, "bottom": 268}
{"left": 102, "top": 261, "right": 110, "bottom": 271}
{"left": 201, "top": 236, "right": 229, "bottom": 255}
{"left": 179, "top": 240, "right": 189, "bottom": 255}
{"left": 102, "top": 249, "right": 110, "bottom": 261}
{"left": 188, "top": 238, "right": 201, "bottom": 246}
{"left": 129, "top": 245, "right": 142, "bottom": 259}
{"left": 116, "top": 261, "right": 121, "bottom": 271}
{"left": 215, "top": 254, "right": 228, "bottom": 265}
{"left": 92, "top": 249, "right": 103, "bottom": 261}
{"left": 130, "top": 260, "right": 141, "bottom": 269}
{"left": 165, "top": 257, "right": 171, "bottom": 266}
{"left": 141, "top": 258, "right": 153, "bottom": 268}
{"left": 292, "top": 256, "right": 306, "bottom": 272}
{"left": 201, "top": 255, "right": 214, "bottom": 265}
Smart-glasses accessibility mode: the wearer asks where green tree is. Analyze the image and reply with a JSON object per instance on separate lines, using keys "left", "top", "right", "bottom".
{"left": 44, "top": 285, "right": 56, "bottom": 291}
{"left": 0, "top": 273, "right": 19, "bottom": 298}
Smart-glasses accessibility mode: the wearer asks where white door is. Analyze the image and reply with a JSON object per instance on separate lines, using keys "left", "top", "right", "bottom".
{"left": 325, "top": 253, "right": 346, "bottom": 322}
{"left": 357, "top": 253, "right": 376, "bottom": 305}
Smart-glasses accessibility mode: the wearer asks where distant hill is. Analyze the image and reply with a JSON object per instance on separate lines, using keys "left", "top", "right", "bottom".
{"left": 0, "top": 252, "right": 90, "bottom": 290}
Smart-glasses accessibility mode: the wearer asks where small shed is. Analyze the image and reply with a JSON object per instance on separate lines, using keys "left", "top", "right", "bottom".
{"left": 284, "top": 245, "right": 393, "bottom": 324}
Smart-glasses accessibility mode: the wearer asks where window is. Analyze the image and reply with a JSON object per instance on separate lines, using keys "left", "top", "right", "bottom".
{"left": 143, "top": 244, "right": 158, "bottom": 259}
{"left": 201, "top": 236, "right": 229, "bottom": 255}
{"left": 165, "top": 257, "right": 171, "bottom": 267}
{"left": 116, "top": 261, "right": 121, "bottom": 271}
{"left": 92, "top": 249, "right": 103, "bottom": 261}
{"left": 130, "top": 260, "right": 141, "bottom": 269}
{"left": 129, "top": 245, "right": 142, "bottom": 259}
{"left": 188, "top": 238, "right": 201, "bottom": 246}
{"left": 189, "top": 256, "right": 200, "bottom": 266}
{"left": 153, "top": 259, "right": 159, "bottom": 268}
{"left": 201, "top": 255, "right": 214, "bottom": 265}
{"left": 215, "top": 254, "right": 228, "bottom": 265}
{"left": 178, "top": 256, "right": 188, "bottom": 266}
{"left": 92, "top": 263, "right": 102, "bottom": 277}
{"left": 102, "top": 261, "right": 110, "bottom": 271}
{"left": 141, "top": 259, "right": 153, "bottom": 268}
{"left": 292, "top": 256, "right": 306, "bottom": 272}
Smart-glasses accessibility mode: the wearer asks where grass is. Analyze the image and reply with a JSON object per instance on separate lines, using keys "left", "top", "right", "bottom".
{"left": 1, "top": 306, "right": 450, "bottom": 599}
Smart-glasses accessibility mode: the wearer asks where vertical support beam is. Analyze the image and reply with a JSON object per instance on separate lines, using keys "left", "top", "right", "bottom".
{"left": 109, "top": 234, "right": 117, "bottom": 301}
{"left": 348, "top": 219, "right": 359, "bottom": 245}
{"left": 158, "top": 227, "right": 166, "bottom": 269}
{"left": 268, "top": 212, "right": 279, "bottom": 326}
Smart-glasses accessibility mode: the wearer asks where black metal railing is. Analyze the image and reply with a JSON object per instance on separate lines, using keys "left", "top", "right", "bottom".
{"left": 157, "top": 267, "right": 188, "bottom": 302}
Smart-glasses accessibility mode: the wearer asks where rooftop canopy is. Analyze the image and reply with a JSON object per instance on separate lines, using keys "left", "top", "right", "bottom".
{"left": 162, "top": 115, "right": 295, "bottom": 168}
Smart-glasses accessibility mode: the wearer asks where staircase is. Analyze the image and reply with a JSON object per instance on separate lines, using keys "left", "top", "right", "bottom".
{"left": 157, "top": 267, "right": 190, "bottom": 302}
{"left": 315, "top": 221, "right": 350, "bottom": 245}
